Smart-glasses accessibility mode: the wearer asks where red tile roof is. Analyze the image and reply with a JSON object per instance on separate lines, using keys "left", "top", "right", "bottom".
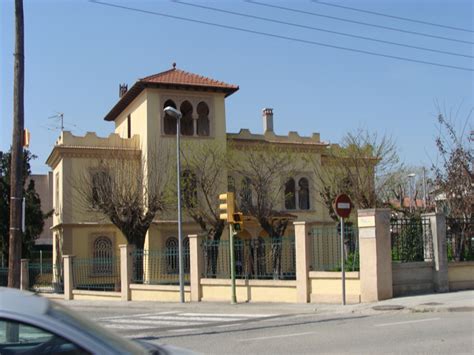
{"left": 104, "top": 65, "right": 239, "bottom": 121}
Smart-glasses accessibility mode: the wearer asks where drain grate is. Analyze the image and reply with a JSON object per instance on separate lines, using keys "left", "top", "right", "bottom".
{"left": 372, "top": 305, "right": 405, "bottom": 311}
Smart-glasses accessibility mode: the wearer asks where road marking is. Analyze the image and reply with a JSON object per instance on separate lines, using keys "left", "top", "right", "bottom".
{"left": 179, "top": 313, "right": 275, "bottom": 318}
{"left": 102, "top": 324, "right": 158, "bottom": 330}
{"left": 102, "top": 319, "right": 205, "bottom": 326}
{"left": 240, "top": 331, "right": 315, "bottom": 341}
{"left": 374, "top": 318, "right": 440, "bottom": 327}
{"left": 143, "top": 315, "right": 244, "bottom": 322}
{"left": 96, "top": 311, "right": 176, "bottom": 321}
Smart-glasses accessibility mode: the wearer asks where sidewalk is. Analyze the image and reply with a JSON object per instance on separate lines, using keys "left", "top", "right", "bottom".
{"left": 50, "top": 290, "right": 474, "bottom": 316}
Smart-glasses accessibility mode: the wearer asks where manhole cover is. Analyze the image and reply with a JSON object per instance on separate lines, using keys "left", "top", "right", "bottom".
{"left": 372, "top": 305, "right": 405, "bottom": 311}
{"left": 420, "top": 302, "right": 443, "bottom": 306}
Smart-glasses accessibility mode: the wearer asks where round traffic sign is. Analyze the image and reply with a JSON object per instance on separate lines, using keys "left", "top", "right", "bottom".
{"left": 333, "top": 194, "right": 353, "bottom": 218}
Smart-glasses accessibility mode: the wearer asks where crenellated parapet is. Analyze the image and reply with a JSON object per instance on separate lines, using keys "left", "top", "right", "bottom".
{"left": 46, "top": 131, "right": 141, "bottom": 169}
{"left": 54, "top": 131, "right": 140, "bottom": 149}
{"left": 227, "top": 128, "right": 326, "bottom": 147}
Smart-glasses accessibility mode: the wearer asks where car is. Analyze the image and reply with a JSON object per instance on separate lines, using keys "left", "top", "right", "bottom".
{"left": 0, "top": 287, "right": 194, "bottom": 354}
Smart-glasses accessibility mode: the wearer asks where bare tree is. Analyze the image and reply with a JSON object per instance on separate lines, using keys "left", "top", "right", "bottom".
{"left": 432, "top": 106, "right": 473, "bottom": 261}
{"left": 73, "top": 147, "right": 171, "bottom": 250}
{"left": 308, "top": 129, "right": 401, "bottom": 219}
{"left": 180, "top": 141, "right": 226, "bottom": 276}
{"left": 229, "top": 142, "right": 299, "bottom": 279}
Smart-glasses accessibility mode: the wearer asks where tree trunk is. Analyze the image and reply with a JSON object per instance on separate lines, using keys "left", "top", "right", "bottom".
{"left": 8, "top": 0, "right": 24, "bottom": 289}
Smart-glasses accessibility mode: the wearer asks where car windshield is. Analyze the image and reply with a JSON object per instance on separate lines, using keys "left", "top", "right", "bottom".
{"left": 47, "top": 301, "right": 150, "bottom": 354}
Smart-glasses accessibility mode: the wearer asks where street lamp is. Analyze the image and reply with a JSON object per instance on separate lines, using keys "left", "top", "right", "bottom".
{"left": 407, "top": 173, "right": 416, "bottom": 213}
{"left": 163, "top": 106, "right": 185, "bottom": 303}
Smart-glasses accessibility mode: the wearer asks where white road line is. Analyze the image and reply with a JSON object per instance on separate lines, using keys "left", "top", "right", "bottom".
{"left": 102, "top": 324, "right": 158, "bottom": 330}
{"left": 102, "top": 319, "right": 205, "bottom": 326}
{"left": 168, "top": 328, "right": 196, "bottom": 332}
{"left": 96, "top": 311, "right": 176, "bottom": 321}
{"left": 374, "top": 318, "right": 440, "bottom": 327}
{"left": 179, "top": 313, "right": 275, "bottom": 318}
{"left": 143, "top": 315, "right": 243, "bottom": 322}
{"left": 240, "top": 332, "right": 315, "bottom": 342}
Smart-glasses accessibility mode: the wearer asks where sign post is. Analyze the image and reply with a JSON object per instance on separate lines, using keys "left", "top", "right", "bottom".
{"left": 333, "top": 194, "right": 352, "bottom": 306}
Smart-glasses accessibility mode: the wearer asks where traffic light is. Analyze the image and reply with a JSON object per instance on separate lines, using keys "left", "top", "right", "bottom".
{"left": 232, "top": 212, "right": 243, "bottom": 231}
{"left": 219, "top": 192, "right": 235, "bottom": 222}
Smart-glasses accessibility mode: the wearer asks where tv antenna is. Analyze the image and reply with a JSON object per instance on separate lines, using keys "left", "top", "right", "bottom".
{"left": 48, "top": 112, "right": 64, "bottom": 132}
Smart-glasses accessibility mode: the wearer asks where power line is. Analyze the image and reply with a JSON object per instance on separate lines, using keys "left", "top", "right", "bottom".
{"left": 173, "top": 0, "right": 473, "bottom": 59}
{"left": 246, "top": 0, "right": 474, "bottom": 45}
{"left": 89, "top": 0, "right": 473, "bottom": 72}
{"left": 311, "top": 0, "right": 474, "bottom": 33}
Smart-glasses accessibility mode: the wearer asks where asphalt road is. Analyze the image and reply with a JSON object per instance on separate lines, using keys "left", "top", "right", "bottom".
{"left": 63, "top": 301, "right": 474, "bottom": 354}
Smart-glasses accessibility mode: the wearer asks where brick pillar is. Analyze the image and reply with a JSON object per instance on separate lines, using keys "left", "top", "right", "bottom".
{"left": 294, "top": 221, "right": 310, "bottom": 303}
{"left": 422, "top": 212, "right": 449, "bottom": 292}
{"left": 358, "top": 209, "right": 393, "bottom": 302}
{"left": 120, "top": 244, "right": 134, "bottom": 301}
{"left": 20, "top": 259, "right": 29, "bottom": 291}
{"left": 189, "top": 234, "right": 203, "bottom": 302}
{"left": 63, "top": 255, "right": 74, "bottom": 300}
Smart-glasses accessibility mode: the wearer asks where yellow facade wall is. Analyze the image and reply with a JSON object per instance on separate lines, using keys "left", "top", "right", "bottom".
{"left": 130, "top": 284, "right": 191, "bottom": 302}
{"left": 200, "top": 279, "right": 297, "bottom": 303}
{"left": 309, "top": 271, "right": 361, "bottom": 304}
{"left": 72, "top": 290, "right": 121, "bottom": 301}
{"left": 448, "top": 262, "right": 474, "bottom": 291}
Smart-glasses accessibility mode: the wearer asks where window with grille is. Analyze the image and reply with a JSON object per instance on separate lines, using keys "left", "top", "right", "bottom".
{"left": 92, "top": 236, "right": 113, "bottom": 275}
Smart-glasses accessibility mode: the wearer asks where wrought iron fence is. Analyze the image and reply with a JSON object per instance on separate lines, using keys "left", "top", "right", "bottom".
{"left": 202, "top": 236, "right": 296, "bottom": 280}
{"left": 0, "top": 267, "right": 7, "bottom": 287}
{"left": 446, "top": 218, "right": 474, "bottom": 261}
{"left": 391, "top": 217, "right": 433, "bottom": 262}
{"left": 132, "top": 249, "right": 190, "bottom": 285}
{"left": 73, "top": 257, "right": 121, "bottom": 291}
{"left": 28, "top": 263, "right": 63, "bottom": 293}
{"left": 310, "top": 224, "right": 359, "bottom": 271}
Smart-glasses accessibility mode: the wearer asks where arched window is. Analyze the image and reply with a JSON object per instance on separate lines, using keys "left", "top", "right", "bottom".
{"left": 182, "top": 169, "right": 197, "bottom": 208}
{"left": 240, "top": 177, "right": 253, "bottom": 211}
{"left": 183, "top": 237, "right": 190, "bottom": 273}
{"left": 284, "top": 178, "right": 296, "bottom": 210}
{"left": 228, "top": 176, "right": 235, "bottom": 193}
{"left": 180, "top": 101, "right": 194, "bottom": 136}
{"left": 93, "top": 236, "right": 113, "bottom": 275}
{"left": 298, "top": 177, "right": 310, "bottom": 210}
{"left": 197, "top": 102, "right": 210, "bottom": 136}
{"left": 163, "top": 100, "right": 177, "bottom": 135}
{"left": 165, "top": 237, "right": 179, "bottom": 274}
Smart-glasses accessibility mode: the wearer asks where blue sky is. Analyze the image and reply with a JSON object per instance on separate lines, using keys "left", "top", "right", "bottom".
{"left": 1, "top": 0, "right": 472, "bottom": 174}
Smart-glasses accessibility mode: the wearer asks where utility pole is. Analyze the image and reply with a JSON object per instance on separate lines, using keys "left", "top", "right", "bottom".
{"left": 8, "top": 0, "right": 25, "bottom": 289}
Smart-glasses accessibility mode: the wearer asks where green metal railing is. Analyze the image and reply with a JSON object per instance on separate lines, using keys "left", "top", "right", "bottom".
{"left": 310, "top": 224, "right": 359, "bottom": 271}
{"left": 446, "top": 218, "right": 474, "bottom": 262}
{"left": 391, "top": 217, "right": 432, "bottom": 262}
{"left": 73, "top": 257, "right": 121, "bottom": 291}
{"left": 0, "top": 267, "right": 8, "bottom": 287}
{"left": 132, "top": 249, "right": 190, "bottom": 285}
{"left": 202, "top": 236, "right": 296, "bottom": 280}
{"left": 28, "top": 263, "right": 63, "bottom": 293}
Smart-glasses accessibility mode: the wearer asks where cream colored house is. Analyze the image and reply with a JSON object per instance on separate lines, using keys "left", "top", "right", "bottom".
{"left": 46, "top": 65, "right": 334, "bottom": 268}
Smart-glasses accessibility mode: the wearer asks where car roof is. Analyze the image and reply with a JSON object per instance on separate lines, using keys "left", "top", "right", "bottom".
{"left": 0, "top": 287, "right": 50, "bottom": 316}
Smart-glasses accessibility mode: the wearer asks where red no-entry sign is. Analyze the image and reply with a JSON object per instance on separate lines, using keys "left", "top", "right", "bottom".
{"left": 333, "top": 194, "right": 352, "bottom": 219}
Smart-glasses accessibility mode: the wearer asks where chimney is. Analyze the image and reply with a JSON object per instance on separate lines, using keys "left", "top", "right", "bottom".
{"left": 262, "top": 108, "right": 273, "bottom": 133}
{"left": 119, "top": 84, "right": 128, "bottom": 98}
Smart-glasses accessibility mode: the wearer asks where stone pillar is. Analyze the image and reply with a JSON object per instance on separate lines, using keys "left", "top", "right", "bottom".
{"left": 358, "top": 209, "right": 393, "bottom": 302}
{"left": 63, "top": 255, "right": 74, "bottom": 300}
{"left": 20, "top": 259, "right": 29, "bottom": 291}
{"left": 294, "top": 221, "right": 310, "bottom": 303}
{"left": 120, "top": 244, "right": 134, "bottom": 301}
{"left": 422, "top": 213, "right": 449, "bottom": 292}
{"left": 189, "top": 234, "right": 203, "bottom": 302}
